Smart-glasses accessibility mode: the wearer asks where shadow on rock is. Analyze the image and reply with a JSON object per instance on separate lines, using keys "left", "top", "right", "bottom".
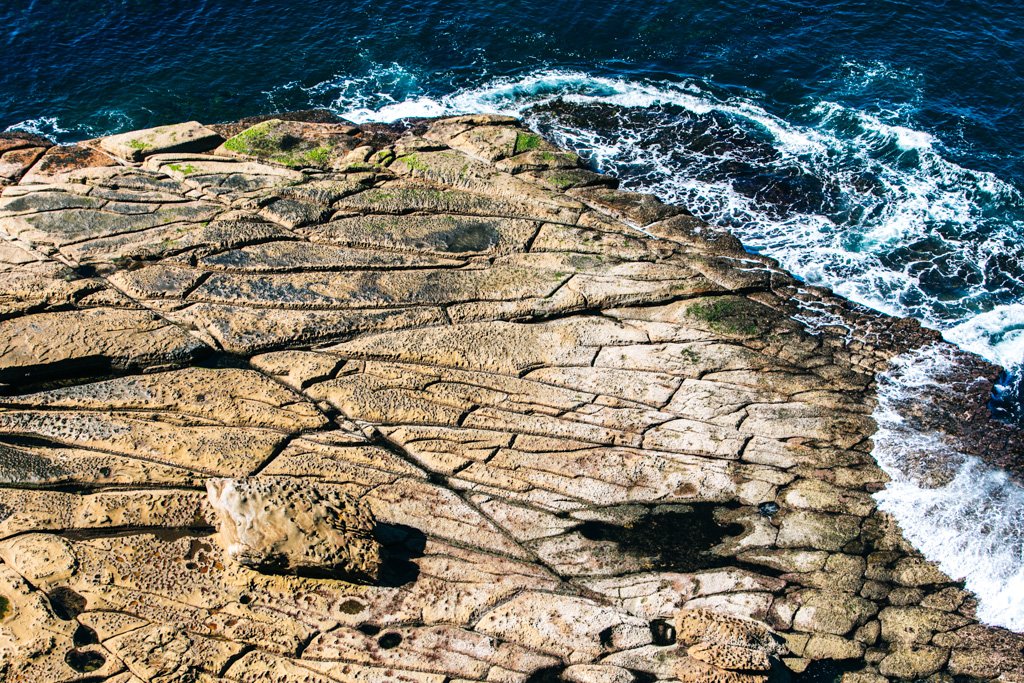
{"left": 373, "top": 522, "right": 427, "bottom": 588}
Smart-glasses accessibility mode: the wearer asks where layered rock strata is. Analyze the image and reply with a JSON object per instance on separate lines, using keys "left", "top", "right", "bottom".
{"left": 0, "top": 112, "right": 1021, "bottom": 682}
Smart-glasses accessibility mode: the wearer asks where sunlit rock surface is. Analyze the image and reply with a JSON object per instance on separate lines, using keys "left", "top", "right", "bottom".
{"left": 0, "top": 112, "right": 1021, "bottom": 682}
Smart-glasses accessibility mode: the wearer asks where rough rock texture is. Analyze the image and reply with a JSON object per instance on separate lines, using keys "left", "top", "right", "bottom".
{"left": 206, "top": 477, "right": 382, "bottom": 581}
{"left": 0, "top": 113, "right": 1022, "bottom": 683}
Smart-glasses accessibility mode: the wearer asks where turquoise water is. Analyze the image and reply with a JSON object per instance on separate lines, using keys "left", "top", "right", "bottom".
{"left": 5, "top": 0, "right": 1024, "bottom": 631}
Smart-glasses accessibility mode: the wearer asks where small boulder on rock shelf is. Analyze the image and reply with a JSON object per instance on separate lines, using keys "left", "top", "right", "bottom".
{"left": 96, "top": 121, "right": 223, "bottom": 161}
{"left": 205, "top": 477, "right": 381, "bottom": 583}
{"left": 675, "top": 608, "right": 787, "bottom": 682}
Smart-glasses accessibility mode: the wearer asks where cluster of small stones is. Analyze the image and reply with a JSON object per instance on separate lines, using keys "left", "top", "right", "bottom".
{"left": 0, "top": 111, "right": 1022, "bottom": 683}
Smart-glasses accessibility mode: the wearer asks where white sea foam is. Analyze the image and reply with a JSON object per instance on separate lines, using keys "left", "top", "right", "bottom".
{"left": 4, "top": 110, "right": 130, "bottom": 143}
{"left": 4, "top": 115, "right": 71, "bottom": 140}
{"left": 873, "top": 345, "right": 1024, "bottom": 630}
{"left": 945, "top": 304, "right": 1024, "bottom": 370}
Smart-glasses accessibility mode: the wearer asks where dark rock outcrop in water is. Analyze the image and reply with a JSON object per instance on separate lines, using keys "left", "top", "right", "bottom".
{"left": 0, "top": 113, "right": 1021, "bottom": 682}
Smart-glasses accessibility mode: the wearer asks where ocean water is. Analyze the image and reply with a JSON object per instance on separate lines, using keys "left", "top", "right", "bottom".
{"left": 4, "top": 0, "right": 1024, "bottom": 629}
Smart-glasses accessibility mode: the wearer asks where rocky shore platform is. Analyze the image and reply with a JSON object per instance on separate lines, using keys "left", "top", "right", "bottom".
{"left": 0, "top": 112, "right": 1022, "bottom": 682}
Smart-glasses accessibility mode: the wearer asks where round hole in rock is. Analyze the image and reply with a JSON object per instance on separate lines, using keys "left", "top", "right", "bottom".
{"left": 337, "top": 598, "right": 363, "bottom": 614}
{"left": 377, "top": 632, "right": 402, "bottom": 649}
{"left": 238, "top": 595, "right": 252, "bottom": 605}
{"left": 358, "top": 623, "right": 381, "bottom": 636}
{"left": 650, "top": 619, "right": 676, "bottom": 645}
{"left": 65, "top": 649, "right": 105, "bottom": 673}
{"left": 47, "top": 587, "right": 86, "bottom": 621}
{"left": 73, "top": 624, "right": 99, "bottom": 647}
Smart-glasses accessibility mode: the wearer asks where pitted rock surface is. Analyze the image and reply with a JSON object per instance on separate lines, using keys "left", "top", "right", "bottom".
{"left": 0, "top": 113, "right": 1021, "bottom": 682}
{"left": 206, "top": 477, "right": 382, "bottom": 581}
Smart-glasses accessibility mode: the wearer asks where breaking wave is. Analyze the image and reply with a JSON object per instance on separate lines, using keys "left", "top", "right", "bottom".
{"left": 873, "top": 345, "right": 1024, "bottom": 631}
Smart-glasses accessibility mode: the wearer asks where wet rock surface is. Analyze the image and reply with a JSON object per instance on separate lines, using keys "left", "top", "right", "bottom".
{"left": 0, "top": 114, "right": 1021, "bottom": 682}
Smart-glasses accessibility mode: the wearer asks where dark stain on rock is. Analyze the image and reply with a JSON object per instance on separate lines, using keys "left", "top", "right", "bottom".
{"left": 377, "top": 632, "right": 402, "bottom": 649}
{"left": 47, "top": 587, "right": 86, "bottom": 621}
{"left": 573, "top": 504, "right": 743, "bottom": 572}
{"left": 436, "top": 220, "right": 499, "bottom": 252}
{"left": 628, "top": 672, "right": 657, "bottom": 683}
{"left": 0, "top": 355, "right": 114, "bottom": 389}
{"left": 338, "top": 598, "right": 364, "bottom": 614}
{"left": 373, "top": 522, "right": 426, "bottom": 588}
{"left": 65, "top": 649, "right": 105, "bottom": 673}
{"left": 73, "top": 624, "right": 99, "bottom": 647}
{"left": 524, "top": 666, "right": 567, "bottom": 682}
{"left": 650, "top": 618, "right": 676, "bottom": 645}
{"left": 0, "top": 444, "right": 65, "bottom": 484}
{"left": 792, "top": 659, "right": 860, "bottom": 682}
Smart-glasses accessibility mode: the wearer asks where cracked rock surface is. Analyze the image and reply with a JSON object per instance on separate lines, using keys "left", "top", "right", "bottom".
{"left": 0, "top": 112, "right": 1022, "bottom": 682}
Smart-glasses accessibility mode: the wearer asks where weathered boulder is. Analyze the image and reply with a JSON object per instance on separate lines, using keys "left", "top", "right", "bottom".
{"left": 674, "top": 608, "right": 786, "bottom": 682}
{"left": 95, "top": 121, "right": 223, "bottom": 161}
{"left": 206, "top": 477, "right": 382, "bottom": 582}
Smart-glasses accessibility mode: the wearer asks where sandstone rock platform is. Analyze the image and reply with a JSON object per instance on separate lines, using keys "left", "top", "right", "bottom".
{"left": 0, "top": 112, "right": 1022, "bottom": 682}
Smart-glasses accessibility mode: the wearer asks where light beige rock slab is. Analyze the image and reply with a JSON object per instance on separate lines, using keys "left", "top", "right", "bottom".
{"left": 96, "top": 121, "right": 223, "bottom": 161}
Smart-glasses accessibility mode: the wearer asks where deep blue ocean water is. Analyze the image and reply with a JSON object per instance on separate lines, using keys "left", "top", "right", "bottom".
{"left": 4, "top": 0, "right": 1024, "bottom": 632}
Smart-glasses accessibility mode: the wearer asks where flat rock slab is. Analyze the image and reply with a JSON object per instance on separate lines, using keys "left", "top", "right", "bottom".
{"left": 96, "top": 120, "right": 224, "bottom": 161}
{"left": 0, "top": 113, "right": 1020, "bottom": 683}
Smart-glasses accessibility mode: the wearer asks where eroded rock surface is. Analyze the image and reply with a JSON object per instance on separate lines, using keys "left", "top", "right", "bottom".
{"left": 206, "top": 477, "right": 382, "bottom": 581}
{"left": 0, "top": 113, "right": 1021, "bottom": 682}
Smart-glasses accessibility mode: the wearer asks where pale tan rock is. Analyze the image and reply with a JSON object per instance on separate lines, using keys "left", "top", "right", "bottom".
{"left": 803, "top": 633, "right": 865, "bottom": 660}
{"left": 675, "top": 657, "right": 768, "bottom": 683}
{"left": 891, "top": 557, "right": 950, "bottom": 586}
{"left": 878, "top": 644, "right": 949, "bottom": 678}
{"left": 475, "top": 591, "right": 650, "bottom": 663}
{"left": 0, "top": 307, "right": 206, "bottom": 381}
{"left": 687, "top": 641, "right": 772, "bottom": 671}
{"left": 96, "top": 121, "right": 223, "bottom": 161}
{"left": 879, "top": 606, "right": 971, "bottom": 645}
{"left": 206, "top": 477, "right": 382, "bottom": 582}
{"left": 676, "top": 608, "right": 786, "bottom": 653}
{"left": 562, "top": 664, "right": 636, "bottom": 683}
{"left": 790, "top": 590, "right": 878, "bottom": 636}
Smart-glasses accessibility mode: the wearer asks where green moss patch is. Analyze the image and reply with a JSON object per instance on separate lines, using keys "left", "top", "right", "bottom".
{"left": 127, "top": 139, "right": 152, "bottom": 151}
{"left": 399, "top": 153, "right": 429, "bottom": 171}
{"left": 686, "top": 298, "right": 761, "bottom": 336}
{"left": 514, "top": 132, "right": 543, "bottom": 154}
{"left": 167, "top": 163, "right": 199, "bottom": 175}
{"left": 223, "top": 120, "right": 338, "bottom": 169}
